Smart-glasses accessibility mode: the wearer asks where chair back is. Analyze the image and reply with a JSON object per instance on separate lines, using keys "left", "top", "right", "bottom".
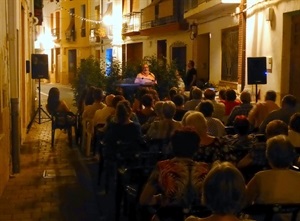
{"left": 242, "top": 204, "right": 300, "bottom": 221}
{"left": 52, "top": 111, "right": 76, "bottom": 129}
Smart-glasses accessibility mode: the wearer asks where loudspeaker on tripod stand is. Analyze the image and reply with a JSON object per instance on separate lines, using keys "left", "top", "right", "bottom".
{"left": 247, "top": 57, "right": 267, "bottom": 85}
{"left": 31, "top": 54, "right": 49, "bottom": 79}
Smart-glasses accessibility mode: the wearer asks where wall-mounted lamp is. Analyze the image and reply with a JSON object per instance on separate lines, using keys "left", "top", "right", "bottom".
{"left": 266, "top": 8, "right": 274, "bottom": 22}
{"left": 190, "top": 23, "right": 198, "bottom": 40}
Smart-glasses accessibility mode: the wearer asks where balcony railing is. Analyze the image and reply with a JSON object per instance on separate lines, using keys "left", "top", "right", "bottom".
{"left": 141, "top": 0, "right": 186, "bottom": 31}
{"left": 184, "top": 0, "right": 208, "bottom": 12}
{"left": 65, "top": 29, "right": 76, "bottom": 42}
{"left": 122, "top": 12, "right": 141, "bottom": 34}
{"left": 51, "top": 28, "right": 60, "bottom": 39}
{"left": 89, "top": 28, "right": 101, "bottom": 43}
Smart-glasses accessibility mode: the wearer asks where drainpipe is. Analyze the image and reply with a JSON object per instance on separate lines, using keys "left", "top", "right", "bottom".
{"left": 8, "top": 0, "right": 21, "bottom": 173}
{"left": 238, "top": 0, "right": 247, "bottom": 91}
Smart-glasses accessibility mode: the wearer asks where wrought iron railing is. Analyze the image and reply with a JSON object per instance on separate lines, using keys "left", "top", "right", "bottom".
{"left": 122, "top": 12, "right": 141, "bottom": 34}
{"left": 51, "top": 28, "right": 60, "bottom": 39}
{"left": 184, "top": 0, "right": 208, "bottom": 12}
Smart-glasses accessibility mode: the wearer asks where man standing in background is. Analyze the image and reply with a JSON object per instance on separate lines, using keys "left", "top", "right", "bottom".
{"left": 185, "top": 60, "right": 197, "bottom": 91}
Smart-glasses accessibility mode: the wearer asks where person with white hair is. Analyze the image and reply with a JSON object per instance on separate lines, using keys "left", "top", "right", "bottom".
{"left": 182, "top": 111, "right": 223, "bottom": 164}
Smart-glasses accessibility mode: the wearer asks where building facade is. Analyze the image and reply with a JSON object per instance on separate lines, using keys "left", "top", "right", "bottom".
{"left": 0, "top": 0, "right": 36, "bottom": 196}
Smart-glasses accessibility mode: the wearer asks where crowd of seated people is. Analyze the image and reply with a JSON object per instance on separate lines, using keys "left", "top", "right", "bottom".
{"left": 65, "top": 83, "right": 300, "bottom": 221}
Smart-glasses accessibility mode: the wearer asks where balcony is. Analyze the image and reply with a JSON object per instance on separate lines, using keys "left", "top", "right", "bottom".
{"left": 122, "top": 12, "right": 141, "bottom": 36}
{"left": 65, "top": 29, "right": 76, "bottom": 42}
{"left": 89, "top": 28, "right": 101, "bottom": 44}
{"left": 140, "top": 0, "right": 188, "bottom": 36}
{"left": 184, "top": 0, "right": 240, "bottom": 20}
{"left": 51, "top": 28, "right": 60, "bottom": 40}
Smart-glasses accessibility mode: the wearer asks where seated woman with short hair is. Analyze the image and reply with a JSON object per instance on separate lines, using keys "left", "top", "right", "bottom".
{"left": 182, "top": 111, "right": 223, "bottom": 164}
{"left": 185, "top": 162, "right": 246, "bottom": 221}
{"left": 146, "top": 101, "right": 182, "bottom": 140}
{"left": 246, "top": 135, "right": 300, "bottom": 204}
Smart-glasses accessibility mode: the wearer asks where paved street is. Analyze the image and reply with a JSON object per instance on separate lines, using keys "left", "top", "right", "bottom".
{"left": 0, "top": 82, "right": 133, "bottom": 221}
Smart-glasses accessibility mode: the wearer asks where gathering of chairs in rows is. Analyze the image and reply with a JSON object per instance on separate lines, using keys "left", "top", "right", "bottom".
{"left": 46, "top": 85, "right": 300, "bottom": 221}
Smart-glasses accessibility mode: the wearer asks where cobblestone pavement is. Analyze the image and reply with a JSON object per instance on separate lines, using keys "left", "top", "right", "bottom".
{"left": 0, "top": 118, "right": 103, "bottom": 221}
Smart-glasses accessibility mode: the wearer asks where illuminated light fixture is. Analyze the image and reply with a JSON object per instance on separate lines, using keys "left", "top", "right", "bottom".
{"left": 190, "top": 23, "right": 197, "bottom": 40}
{"left": 221, "top": 0, "right": 240, "bottom": 3}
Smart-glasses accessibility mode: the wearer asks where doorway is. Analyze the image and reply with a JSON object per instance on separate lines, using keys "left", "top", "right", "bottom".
{"left": 289, "top": 14, "right": 300, "bottom": 100}
{"left": 68, "top": 49, "right": 77, "bottom": 84}
{"left": 157, "top": 40, "right": 167, "bottom": 62}
{"left": 196, "top": 34, "right": 210, "bottom": 83}
{"left": 170, "top": 42, "right": 186, "bottom": 74}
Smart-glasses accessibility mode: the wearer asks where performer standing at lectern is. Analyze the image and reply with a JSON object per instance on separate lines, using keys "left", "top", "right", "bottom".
{"left": 134, "top": 63, "right": 157, "bottom": 85}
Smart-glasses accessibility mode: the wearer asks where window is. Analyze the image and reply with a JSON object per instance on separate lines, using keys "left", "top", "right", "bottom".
{"left": 81, "top": 5, "right": 86, "bottom": 37}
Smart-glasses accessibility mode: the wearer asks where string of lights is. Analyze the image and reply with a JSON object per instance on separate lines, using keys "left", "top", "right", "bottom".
{"left": 55, "top": 2, "right": 103, "bottom": 24}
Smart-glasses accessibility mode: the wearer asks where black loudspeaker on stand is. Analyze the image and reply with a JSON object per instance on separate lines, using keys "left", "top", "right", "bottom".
{"left": 247, "top": 57, "right": 267, "bottom": 102}
{"left": 27, "top": 54, "right": 51, "bottom": 133}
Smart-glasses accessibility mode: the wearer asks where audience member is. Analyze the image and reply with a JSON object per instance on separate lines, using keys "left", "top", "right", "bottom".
{"left": 259, "top": 94, "right": 297, "bottom": 134}
{"left": 77, "top": 87, "right": 88, "bottom": 116}
{"left": 140, "top": 128, "right": 208, "bottom": 221}
{"left": 93, "top": 94, "right": 115, "bottom": 127}
{"left": 132, "top": 87, "right": 150, "bottom": 112}
{"left": 199, "top": 88, "right": 225, "bottom": 122}
{"left": 246, "top": 135, "right": 300, "bottom": 204}
{"left": 198, "top": 100, "right": 225, "bottom": 137}
{"left": 185, "top": 162, "right": 246, "bottom": 221}
{"left": 176, "top": 69, "right": 185, "bottom": 92}
{"left": 84, "top": 85, "right": 96, "bottom": 106}
{"left": 46, "top": 87, "right": 71, "bottom": 115}
{"left": 135, "top": 93, "right": 156, "bottom": 125}
{"left": 248, "top": 90, "right": 279, "bottom": 130}
{"left": 223, "top": 89, "right": 241, "bottom": 124}
{"left": 182, "top": 111, "right": 223, "bottom": 164}
{"left": 237, "top": 120, "right": 289, "bottom": 172}
{"left": 173, "top": 94, "right": 188, "bottom": 121}
{"left": 288, "top": 112, "right": 300, "bottom": 148}
{"left": 226, "top": 91, "right": 253, "bottom": 126}
{"left": 184, "top": 87, "right": 202, "bottom": 110}
{"left": 103, "top": 100, "right": 143, "bottom": 146}
{"left": 164, "top": 87, "right": 178, "bottom": 101}
{"left": 221, "top": 116, "right": 257, "bottom": 164}
{"left": 82, "top": 87, "right": 106, "bottom": 120}
{"left": 146, "top": 101, "right": 182, "bottom": 141}
{"left": 141, "top": 101, "right": 164, "bottom": 134}
{"left": 218, "top": 89, "right": 226, "bottom": 104}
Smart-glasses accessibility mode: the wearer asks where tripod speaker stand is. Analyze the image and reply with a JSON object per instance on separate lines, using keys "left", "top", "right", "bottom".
{"left": 26, "top": 79, "right": 51, "bottom": 133}
{"left": 27, "top": 54, "right": 51, "bottom": 133}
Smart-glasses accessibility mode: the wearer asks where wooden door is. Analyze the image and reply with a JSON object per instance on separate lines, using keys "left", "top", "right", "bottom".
{"left": 289, "top": 14, "right": 300, "bottom": 100}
